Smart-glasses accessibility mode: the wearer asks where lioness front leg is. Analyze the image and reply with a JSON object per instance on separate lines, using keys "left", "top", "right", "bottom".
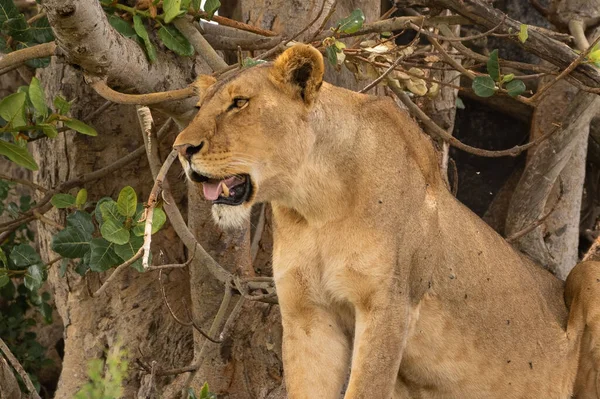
{"left": 344, "top": 295, "right": 409, "bottom": 399}
{"left": 278, "top": 273, "right": 351, "bottom": 399}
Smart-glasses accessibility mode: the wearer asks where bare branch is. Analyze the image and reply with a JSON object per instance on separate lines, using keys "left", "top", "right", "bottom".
{"left": 0, "top": 173, "right": 48, "bottom": 192}
{"left": 173, "top": 18, "right": 228, "bottom": 71}
{"left": 92, "top": 248, "right": 144, "bottom": 297}
{"left": 0, "top": 42, "right": 56, "bottom": 71}
{"left": 0, "top": 337, "right": 41, "bottom": 399}
{"left": 89, "top": 78, "right": 195, "bottom": 106}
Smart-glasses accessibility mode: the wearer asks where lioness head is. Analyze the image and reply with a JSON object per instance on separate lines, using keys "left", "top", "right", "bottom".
{"left": 173, "top": 44, "right": 325, "bottom": 229}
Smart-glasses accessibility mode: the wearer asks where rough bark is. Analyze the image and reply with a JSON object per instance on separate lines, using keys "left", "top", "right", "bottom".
{"left": 0, "top": 355, "right": 20, "bottom": 399}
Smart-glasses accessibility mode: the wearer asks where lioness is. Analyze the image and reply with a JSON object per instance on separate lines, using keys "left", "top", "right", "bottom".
{"left": 174, "top": 44, "right": 600, "bottom": 398}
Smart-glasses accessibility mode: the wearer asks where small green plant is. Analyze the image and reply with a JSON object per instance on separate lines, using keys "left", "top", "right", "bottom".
{"left": 74, "top": 344, "right": 128, "bottom": 399}
{"left": 323, "top": 9, "right": 365, "bottom": 67}
{"left": 472, "top": 49, "right": 526, "bottom": 98}
{"left": 188, "top": 382, "right": 217, "bottom": 399}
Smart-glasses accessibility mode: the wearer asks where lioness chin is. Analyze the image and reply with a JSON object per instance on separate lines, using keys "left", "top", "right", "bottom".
{"left": 174, "top": 44, "right": 600, "bottom": 399}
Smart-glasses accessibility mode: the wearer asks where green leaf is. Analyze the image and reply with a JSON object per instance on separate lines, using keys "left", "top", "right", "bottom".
{"left": 132, "top": 206, "right": 166, "bottom": 236}
{"left": 64, "top": 118, "right": 97, "bottom": 136}
{"left": 203, "top": 0, "right": 220, "bottom": 19}
{"left": 89, "top": 238, "right": 122, "bottom": 272}
{"left": 40, "top": 301, "right": 52, "bottom": 323}
{"left": 0, "top": 274, "right": 9, "bottom": 289}
{"left": 191, "top": 0, "right": 201, "bottom": 11}
{"left": 188, "top": 388, "right": 198, "bottom": 399}
{"left": 94, "top": 197, "right": 113, "bottom": 225}
{"left": 0, "top": 140, "right": 38, "bottom": 170}
{"left": 337, "top": 9, "right": 365, "bottom": 34}
{"left": 325, "top": 45, "right": 337, "bottom": 66}
{"left": 518, "top": 24, "right": 528, "bottom": 44}
{"left": 101, "top": 219, "right": 130, "bottom": 245}
{"left": 501, "top": 73, "right": 515, "bottom": 83}
{"left": 59, "top": 258, "right": 68, "bottom": 277}
{"left": 108, "top": 14, "right": 137, "bottom": 38}
{"left": 133, "top": 15, "right": 157, "bottom": 62}
{"left": 164, "top": 0, "right": 182, "bottom": 23}
{"left": 181, "top": 0, "right": 191, "bottom": 10}
{"left": 30, "top": 16, "right": 54, "bottom": 43}
{"left": 487, "top": 49, "right": 500, "bottom": 81}
{"left": 5, "top": 14, "right": 31, "bottom": 42}
{"left": 158, "top": 25, "right": 194, "bottom": 56}
{"left": 38, "top": 123, "right": 57, "bottom": 138}
{"left": 51, "top": 193, "right": 76, "bottom": 209}
{"left": 24, "top": 264, "right": 44, "bottom": 291}
{"left": 117, "top": 186, "right": 137, "bottom": 217}
{"left": 29, "top": 77, "right": 47, "bottom": 118}
{"left": 455, "top": 97, "right": 465, "bottom": 110}
{"left": 199, "top": 382, "right": 216, "bottom": 399}
{"left": 114, "top": 235, "right": 144, "bottom": 272}
{"left": 0, "top": 0, "right": 19, "bottom": 25}
{"left": 9, "top": 244, "right": 41, "bottom": 269}
{"left": 53, "top": 95, "right": 71, "bottom": 114}
{"left": 0, "top": 92, "right": 27, "bottom": 127}
{"left": 100, "top": 200, "right": 125, "bottom": 224}
{"left": 0, "top": 247, "right": 6, "bottom": 266}
{"left": 51, "top": 227, "right": 92, "bottom": 259}
{"left": 472, "top": 75, "right": 496, "bottom": 97}
{"left": 75, "top": 189, "right": 88, "bottom": 208}
{"left": 242, "top": 57, "right": 266, "bottom": 68}
{"left": 66, "top": 211, "right": 95, "bottom": 235}
{"left": 506, "top": 79, "right": 526, "bottom": 97}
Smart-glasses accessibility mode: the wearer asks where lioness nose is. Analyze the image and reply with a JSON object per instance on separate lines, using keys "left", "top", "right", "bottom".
{"left": 174, "top": 142, "right": 204, "bottom": 161}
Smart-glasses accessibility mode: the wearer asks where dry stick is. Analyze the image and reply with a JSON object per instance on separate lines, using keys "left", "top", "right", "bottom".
{"left": 90, "top": 79, "right": 195, "bottom": 106}
{"left": 569, "top": 19, "right": 590, "bottom": 51}
{"left": 0, "top": 41, "right": 56, "bottom": 72}
{"left": 408, "top": 17, "right": 505, "bottom": 42}
{"left": 529, "top": 34, "right": 600, "bottom": 104}
{"left": 0, "top": 337, "right": 41, "bottom": 399}
{"left": 197, "top": 13, "right": 278, "bottom": 37}
{"left": 174, "top": 18, "right": 228, "bottom": 71}
{"left": 92, "top": 248, "right": 144, "bottom": 297}
{"left": 0, "top": 173, "right": 48, "bottom": 192}
{"left": 387, "top": 80, "right": 560, "bottom": 157}
{"left": 158, "top": 269, "right": 221, "bottom": 343}
{"left": 429, "top": 36, "right": 476, "bottom": 79}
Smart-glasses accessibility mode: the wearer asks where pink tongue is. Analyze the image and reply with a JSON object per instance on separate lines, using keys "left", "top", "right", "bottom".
{"left": 202, "top": 176, "right": 243, "bottom": 201}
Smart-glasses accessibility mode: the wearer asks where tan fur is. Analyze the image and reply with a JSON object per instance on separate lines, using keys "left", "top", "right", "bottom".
{"left": 174, "top": 45, "right": 600, "bottom": 398}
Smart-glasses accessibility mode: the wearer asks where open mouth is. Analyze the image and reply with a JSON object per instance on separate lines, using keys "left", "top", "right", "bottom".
{"left": 190, "top": 171, "right": 253, "bottom": 206}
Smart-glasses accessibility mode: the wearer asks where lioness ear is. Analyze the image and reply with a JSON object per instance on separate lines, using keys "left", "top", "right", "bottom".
{"left": 270, "top": 44, "right": 324, "bottom": 105}
{"left": 191, "top": 75, "right": 217, "bottom": 106}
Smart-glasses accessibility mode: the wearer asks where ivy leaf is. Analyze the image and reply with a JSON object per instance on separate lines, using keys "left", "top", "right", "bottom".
{"left": 164, "top": 0, "right": 182, "bottom": 23}
{"left": 337, "top": 9, "right": 365, "bottom": 34}
{"left": 518, "top": 24, "right": 528, "bottom": 44}
{"left": 506, "top": 79, "right": 526, "bottom": 97}
{"left": 51, "top": 193, "right": 76, "bottom": 208}
{"left": 100, "top": 200, "right": 126, "bottom": 225}
{"left": 108, "top": 15, "right": 137, "bottom": 39}
{"left": 114, "top": 235, "right": 144, "bottom": 272}
{"left": 487, "top": 49, "right": 500, "bottom": 82}
{"left": 9, "top": 244, "right": 41, "bottom": 269}
{"left": 53, "top": 95, "right": 71, "bottom": 114}
{"left": 30, "top": 16, "right": 54, "bottom": 43}
{"left": 38, "top": 123, "right": 57, "bottom": 138}
{"left": 89, "top": 238, "right": 122, "bottom": 272}
{"left": 0, "top": 92, "right": 27, "bottom": 127}
{"left": 117, "top": 186, "right": 137, "bottom": 217}
{"left": 64, "top": 118, "right": 98, "bottom": 136}
{"left": 158, "top": 25, "right": 194, "bottom": 57}
{"left": 24, "top": 264, "right": 44, "bottom": 291}
{"left": 29, "top": 77, "right": 48, "bottom": 118}
{"left": 101, "top": 219, "right": 130, "bottom": 245}
{"left": 203, "top": 0, "right": 220, "bottom": 19}
{"left": 75, "top": 189, "right": 88, "bottom": 208}
{"left": 0, "top": 140, "right": 38, "bottom": 170}
{"left": 0, "top": 274, "right": 9, "bottom": 289}
{"left": 66, "top": 211, "right": 95, "bottom": 235}
{"left": 133, "top": 15, "right": 157, "bottom": 62}
{"left": 472, "top": 75, "right": 496, "bottom": 97}
{"left": 51, "top": 227, "right": 91, "bottom": 259}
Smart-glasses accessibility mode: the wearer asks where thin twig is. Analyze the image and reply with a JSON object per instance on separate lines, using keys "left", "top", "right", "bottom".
{"left": 0, "top": 173, "right": 48, "bottom": 192}
{"left": 387, "top": 80, "right": 560, "bottom": 158}
{"left": 92, "top": 248, "right": 144, "bottom": 297}
{"left": 408, "top": 17, "right": 505, "bottom": 42}
{"left": 0, "top": 337, "right": 41, "bottom": 399}
{"left": 429, "top": 36, "right": 475, "bottom": 79}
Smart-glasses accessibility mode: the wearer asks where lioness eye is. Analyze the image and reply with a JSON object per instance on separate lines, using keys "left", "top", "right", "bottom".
{"left": 229, "top": 97, "right": 249, "bottom": 110}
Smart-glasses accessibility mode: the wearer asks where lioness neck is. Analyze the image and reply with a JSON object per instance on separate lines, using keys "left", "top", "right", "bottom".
{"left": 273, "top": 83, "right": 443, "bottom": 227}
